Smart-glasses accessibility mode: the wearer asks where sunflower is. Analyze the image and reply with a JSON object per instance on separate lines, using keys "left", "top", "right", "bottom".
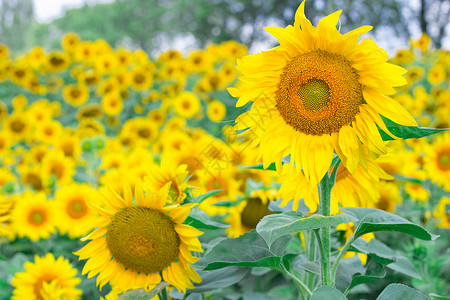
{"left": 144, "top": 155, "right": 188, "bottom": 205}
{"left": 433, "top": 197, "right": 450, "bottom": 228}
{"left": 374, "top": 181, "right": 401, "bottom": 212}
{"left": 11, "top": 191, "right": 55, "bottom": 241}
{"left": 45, "top": 51, "right": 70, "bottom": 73}
{"left": 11, "top": 253, "right": 82, "bottom": 300}
{"left": 129, "top": 66, "right": 153, "bottom": 91}
{"left": 424, "top": 132, "right": 450, "bottom": 190}
{"left": 207, "top": 100, "right": 227, "bottom": 122}
{"left": 63, "top": 84, "right": 89, "bottom": 106}
{"left": 231, "top": 1, "right": 417, "bottom": 185}
{"left": 35, "top": 120, "right": 63, "bottom": 144}
{"left": 54, "top": 183, "right": 97, "bottom": 239}
{"left": 0, "top": 43, "right": 8, "bottom": 60}
{"left": 4, "top": 113, "right": 30, "bottom": 142}
{"left": 74, "top": 180, "right": 203, "bottom": 293}
{"left": 40, "top": 150, "right": 76, "bottom": 187}
{"left": 102, "top": 92, "right": 124, "bottom": 116}
{"left": 12, "top": 95, "right": 28, "bottom": 111}
{"left": 427, "top": 64, "right": 446, "bottom": 85}
{"left": 61, "top": 32, "right": 80, "bottom": 53}
{"left": 0, "top": 194, "right": 15, "bottom": 240}
{"left": 174, "top": 91, "right": 201, "bottom": 118}
{"left": 0, "top": 131, "right": 11, "bottom": 156}
{"left": 225, "top": 189, "right": 276, "bottom": 237}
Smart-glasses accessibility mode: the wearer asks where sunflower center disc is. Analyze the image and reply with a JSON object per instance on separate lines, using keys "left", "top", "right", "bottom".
{"left": 240, "top": 198, "right": 273, "bottom": 229}
{"left": 276, "top": 50, "right": 363, "bottom": 135}
{"left": 106, "top": 206, "right": 180, "bottom": 274}
{"left": 438, "top": 150, "right": 450, "bottom": 171}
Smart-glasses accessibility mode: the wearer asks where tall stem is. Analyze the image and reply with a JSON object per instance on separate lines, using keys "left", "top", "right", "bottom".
{"left": 305, "top": 231, "right": 316, "bottom": 290}
{"left": 318, "top": 174, "right": 332, "bottom": 286}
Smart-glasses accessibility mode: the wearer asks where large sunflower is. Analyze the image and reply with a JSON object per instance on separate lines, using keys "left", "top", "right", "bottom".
{"left": 74, "top": 180, "right": 202, "bottom": 293}
{"left": 230, "top": 1, "right": 417, "bottom": 184}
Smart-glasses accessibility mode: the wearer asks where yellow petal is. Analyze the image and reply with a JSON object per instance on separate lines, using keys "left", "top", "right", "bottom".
{"left": 338, "top": 125, "right": 360, "bottom": 174}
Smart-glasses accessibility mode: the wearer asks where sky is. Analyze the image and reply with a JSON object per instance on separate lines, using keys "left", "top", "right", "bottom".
{"left": 32, "top": 0, "right": 112, "bottom": 23}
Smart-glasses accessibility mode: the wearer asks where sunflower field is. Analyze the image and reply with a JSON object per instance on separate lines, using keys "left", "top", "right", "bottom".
{"left": 0, "top": 1, "right": 450, "bottom": 300}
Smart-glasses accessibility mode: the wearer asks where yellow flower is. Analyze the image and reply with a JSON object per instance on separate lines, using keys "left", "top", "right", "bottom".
{"left": 54, "top": 183, "right": 97, "bottom": 238}
{"left": 74, "top": 180, "right": 203, "bottom": 293}
{"left": 45, "top": 51, "right": 70, "bottom": 73}
{"left": 225, "top": 189, "right": 276, "bottom": 237}
{"left": 427, "top": 64, "right": 446, "bottom": 85}
{"left": 231, "top": 1, "right": 416, "bottom": 185}
{"left": 207, "top": 100, "right": 227, "bottom": 122}
{"left": 174, "top": 91, "right": 201, "bottom": 118}
{"left": 11, "top": 191, "right": 56, "bottom": 241}
{"left": 4, "top": 113, "right": 30, "bottom": 142}
{"left": 433, "top": 197, "right": 450, "bottom": 228}
{"left": 12, "top": 95, "right": 28, "bottom": 111}
{"left": 411, "top": 33, "right": 431, "bottom": 52}
{"left": 40, "top": 150, "right": 75, "bottom": 187}
{"left": 63, "top": 84, "right": 89, "bottom": 106}
{"left": 129, "top": 66, "right": 153, "bottom": 91}
{"left": 375, "top": 181, "right": 401, "bottom": 212}
{"left": 102, "top": 92, "right": 124, "bottom": 116}
{"left": 11, "top": 253, "right": 82, "bottom": 300}
{"left": 144, "top": 155, "right": 189, "bottom": 205}
{"left": 424, "top": 132, "right": 450, "bottom": 190}
{"left": 0, "top": 43, "right": 9, "bottom": 60}
{"left": 392, "top": 49, "right": 414, "bottom": 65}
{"left": 61, "top": 32, "right": 81, "bottom": 53}
{"left": 35, "top": 120, "right": 63, "bottom": 144}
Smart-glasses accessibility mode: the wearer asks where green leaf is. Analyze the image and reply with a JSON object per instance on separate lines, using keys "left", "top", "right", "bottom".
{"left": 350, "top": 238, "right": 421, "bottom": 279}
{"left": 184, "top": 209, "right": 228, "bottom": 230}
{"left": 376, "top": 283, "right": 426, "bottom": 300}
{"left": 195, "top": 230, "right": 292, "bottom": 271}
{"left": 340, "top": 207, "right": 439, "bottom": 241}
{"left": 245, "top": 162, "right": 277, "bottom": 171}
{"left": 379, "top": 116, "right": 448, "bottom": 141}
{"left": 311, "top": 286, "right": 347, "bottom": 300}
{"left": 429, "top": 293, "right": 450, "bottom": 300}
{"left": 244, "top": 155, "right": 291, "bottom": 171}
{"left": 194, "top": 189, "right": 224, "bottom": 203}
{"left": 256, "top": 212, "right": 357, "bottom": 247}
{"left": 345, "top": 256, "right": 387, "bottom": 294}
{"left": 187, "top": 266, "right": 250, "bottom": 293}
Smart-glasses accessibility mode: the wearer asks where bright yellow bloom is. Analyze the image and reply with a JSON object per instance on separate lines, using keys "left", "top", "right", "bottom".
{"left": 63, "top": 84, "right": 89, "bottom": 106}
{"left": 207, "top": 100, "right": 226, "bottom": 122}
{"left": 174, "top": 91, "right": 201, "bottom": 118}
{"left": 11, "top": 191, "right": 56, "bottom": 241}
{"left": 424, "top": 131, "right": 450, "bottom": 190}
{"left": 74, "top": 180, "right": 203, "bottom": 293}
{"left": 11, "top": 253, "right": 82, "bottom": 300}
{"left": 54, "top": 183, "right": 98, "bottom": 238}
{"left": 231, "top": 1, "right": 416, "bottom": 185}
{"left": 427, "top": 64, "right": 446, "bottom": 85}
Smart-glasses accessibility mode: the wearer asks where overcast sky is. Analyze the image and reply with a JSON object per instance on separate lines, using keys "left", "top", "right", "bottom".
{"left": 32, "top": 0, "right": 113, "bottom": 23}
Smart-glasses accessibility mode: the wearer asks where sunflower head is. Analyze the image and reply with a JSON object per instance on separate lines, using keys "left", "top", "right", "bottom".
{"left": 74, "top": 179, "right": 203, "bottom": 293}
{"left": 231, "top": 1, "right": 417, "bottom": 184}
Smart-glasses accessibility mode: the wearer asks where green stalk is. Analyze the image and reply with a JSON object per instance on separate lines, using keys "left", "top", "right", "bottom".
{"left": 318, "top": 174, "right": 332, "bottom": 286}
{"left": 305, "top": 231, "right": 316, "bottom": 290}
{"left": 331, "top": 236, "right": 356, "bottom": 284}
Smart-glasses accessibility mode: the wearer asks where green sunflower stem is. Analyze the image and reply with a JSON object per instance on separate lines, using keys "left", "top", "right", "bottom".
{"left": 318, "top": 173, "right": 332, "bottom": 286}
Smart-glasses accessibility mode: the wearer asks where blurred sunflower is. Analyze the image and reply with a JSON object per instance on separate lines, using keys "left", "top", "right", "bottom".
{"left": 174, "top": 91, "right": 201, "bottom": 118}
{"left": 61, "top": 32, "right": 80, "bottom": 53}
{"left": 231, "top": 1, "right": 416, "bottom": 184}
{"left": 11, "top": 191, "right": 55, "bottom": 241}
{"left": 45, "top": 51, "right": 70, "bottom": 73}
{"left": 4, "top": 113, "right": 30, "bottom": 142}
{"left": 433, "top": 197, "right": 450, "bottom": 228}
{"left": 63, "top": 84, "right": 89, "bottom": 106}
{"left": 427, "top": 64, "right": 446, "bottom": 85}
{"left": 207, "top": 100, "right": 226, "bottom": 122}
{"left": 11, "top": 253, "right": 82, "bottom": 300}
{"left": 144, "top": 155, "right": 188, "bottom": 205}
{"left": 54, "top": 183, "right": 97, "bottom": 238}
{"left": 225, "top": 189, "right": 276, "bottom": 237}
{"left": 101, "top": 92, "right": 123, "bottom": 116}
{"left": 424, "top": 132, "right": 450, "bottom": 190}
{"left": 74, "top": 180, "right": 202, "bottom": 293}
